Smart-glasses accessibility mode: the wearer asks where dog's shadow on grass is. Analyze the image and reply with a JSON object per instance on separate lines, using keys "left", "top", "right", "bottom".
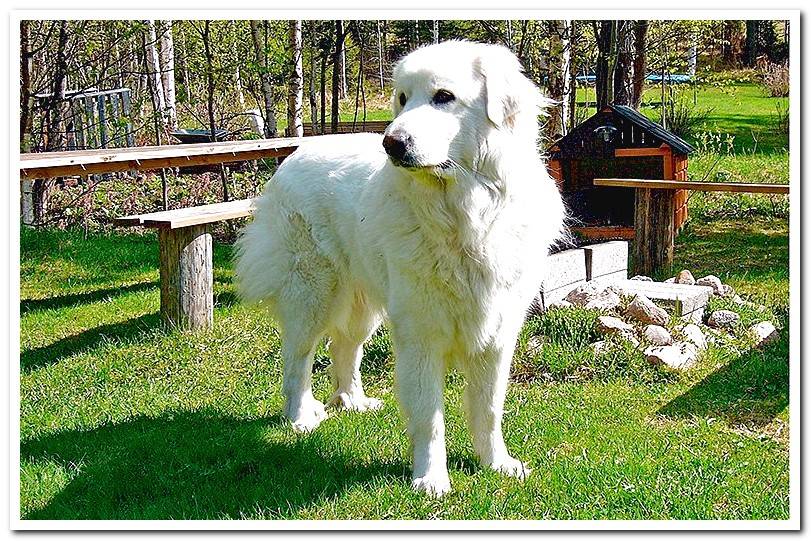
{"left": 21, "top": 409, "right": 410, "bottom": 520}
{"left": 657, "top": 331, "right": 789, "bottom": 427}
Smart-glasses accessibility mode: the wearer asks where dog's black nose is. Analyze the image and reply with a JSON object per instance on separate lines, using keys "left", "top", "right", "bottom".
{"left": 382, "top": 134, "right": 408, "bottom": 161}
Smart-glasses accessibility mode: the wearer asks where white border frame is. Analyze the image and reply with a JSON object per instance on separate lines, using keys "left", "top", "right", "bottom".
{"left": 6, "top": 8, "right": 801, "bottom": 532}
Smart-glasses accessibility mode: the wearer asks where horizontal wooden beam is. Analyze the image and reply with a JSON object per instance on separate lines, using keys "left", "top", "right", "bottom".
{"left": 19, "top": 135, "right": 351, "bottom": 180}
{"left": 594, "top": 178, "right": 789, "bottom": 194}
{"left": 614, "top": 148, "right": 668, "bottom": 158}
{"left": 571, "top": 226, "right": 635, "bottom": 240}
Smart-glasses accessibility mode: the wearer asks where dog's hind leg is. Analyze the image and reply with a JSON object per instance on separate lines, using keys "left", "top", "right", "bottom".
{"left": 327, "top": 290, "right": 383, "bottom": 412}
{"left": 280, "top": 319, "right": 329, "bottom": 433}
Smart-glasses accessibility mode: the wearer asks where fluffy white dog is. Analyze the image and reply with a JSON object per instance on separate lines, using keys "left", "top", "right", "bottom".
{"left": 235, "top": 41, "right": 565, "bottom": 496}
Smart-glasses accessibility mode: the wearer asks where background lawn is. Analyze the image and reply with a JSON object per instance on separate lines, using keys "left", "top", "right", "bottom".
{"left": 19, "top": 76, "right": 791, "bottom": 520}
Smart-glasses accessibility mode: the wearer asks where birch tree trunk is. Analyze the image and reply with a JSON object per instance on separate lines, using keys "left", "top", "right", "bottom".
{"left": 376, "top": 20, "right": 385, "bottom": 93}
{"left": 20, "top": 20, "right": 35, "bottom": 225}
{"left": 339, "top": 23, "right": 348, "bottom": 99}
{"left": 287, "top": 20, "right": 304, "bottom": 137}
{"left": 331, "top": 20, "right": 345, "bottom": 132}
{"left": 158, "top": 20, "right": 177, "bottom": 130}
{"left": 145, "top": 20, "right": 166, "bottom": 122}
{"left": 309, "top": 21, "right": 319, "bottom": 134}
{"left": 249, "top": 20, "right": 277, "bottom": 138}
{"left": 432, "top": 20, "right": 439, "bottom": 44}
{"left": 567, "top": 20, "right": 578, "bottom": 131}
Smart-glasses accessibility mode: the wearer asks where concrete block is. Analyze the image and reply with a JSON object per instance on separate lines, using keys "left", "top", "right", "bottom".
{"left": 540, "top": 248, "right": 587, "bottom": 308}
{"left": 584, "top": 241, "right": 629, "bottom": 285}
{"left": 611, "top": 280, "right": 713, "bottom": 323}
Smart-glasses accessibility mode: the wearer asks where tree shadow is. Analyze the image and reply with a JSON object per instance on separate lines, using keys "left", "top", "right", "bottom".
{"left": 657, "top": 334, "right": 789, "bottom": 427}
{"left": 21, "top": 410, "right": 409, "bottom": 520}
{"left": 21, "top": 282, "right": 158, "bottom": 315}
{"left": 21, "top": 313, "right": 162, "bottom": 373}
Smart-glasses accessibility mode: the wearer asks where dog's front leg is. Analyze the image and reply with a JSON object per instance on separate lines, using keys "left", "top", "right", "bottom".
{"left": 394, "top": 341, "right": 450, "bottom": 497}
{"left": 464, "top": 329, "right": 531, "bottom": 480}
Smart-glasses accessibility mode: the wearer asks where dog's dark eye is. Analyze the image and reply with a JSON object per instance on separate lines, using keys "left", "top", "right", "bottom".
{"left": 399, "top": 93, "right": 407, "bottom": 107}
{"left": 432, "top": 90, "right": 455, "bottom": 105}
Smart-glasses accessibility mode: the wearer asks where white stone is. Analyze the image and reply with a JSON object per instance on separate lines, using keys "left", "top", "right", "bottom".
{"left": 549, "top": 299, "right": 573, "bottom": 309}
{"left": 626, "top": 294, "right": 669, "bottom": 326}
{"left": 630, "top": 275, "right": 654, "bottom": 282}
{"left": 645, "top": 342, "right": 699, "bottom": 370}
{"left": 565, "top": 282, "right": 621, "bottom": 311}
{"left": 584, "top": 241, "right": 629, "bottom": 284}
{"left": 749, "top": 321, "right": 779, "bottom": 348}
{"left": 696, "top": 275, "right": 724, "bottom": 296}
{"left": 591, "top": 340, "right": 608, "bottom": 356}
{"left": 596, "top": 315, "right": 634, "bottom": 334}
{"left": 675, "top": 269, "right": 695, "bottom": 285}
{"left": 540, "top": 248, "right": 588, "bottom": 307}
{"left": 708, "top": 309, "right": 740, "bottom": 328}
{"left": 720, "top": 284, "right": 735, "bottom": 298}
{"left": 643, "top": 325, "right": 672, "bottom": 345}
{"left": 681, "top": 323, "right": 707, "bottom": 350}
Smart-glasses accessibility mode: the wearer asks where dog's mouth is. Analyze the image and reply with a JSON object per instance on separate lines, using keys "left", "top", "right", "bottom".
{"left": 389, "top": 157, "right": 454, "bottom": 171}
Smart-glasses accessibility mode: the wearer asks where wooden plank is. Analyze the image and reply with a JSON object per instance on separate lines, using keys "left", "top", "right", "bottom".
{"left": 20, "top": 134, "right": 351, "bottom": 179}
{"left": 115, "top": 198, "right": 257, "bottom": 229}
{"left": 594, "top": 178, "right": 789, "bottom": 194}
{"left": 614, "top": 148, "right": 668, "bottom": 158}
{"left": 571, "top": 226, "right": 635, "bottom": 240}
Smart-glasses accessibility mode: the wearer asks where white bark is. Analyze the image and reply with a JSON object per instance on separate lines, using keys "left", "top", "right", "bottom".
{"left": 145, "top": 20, "right": 166, "bottom": 122}
{"left": 561, "top": 19, "right": 573, "bottom": 136}
{"left": 158, "top": 20, "right": 177, "bottom": 130}
{"left": 433, "top": 20, "right": 439, "bottom": 44}
{"left": 377, "top": 20, "right": 385, "bottom": 93}
{"left": 287, "top": 20, "right": 304, "bottom": 137}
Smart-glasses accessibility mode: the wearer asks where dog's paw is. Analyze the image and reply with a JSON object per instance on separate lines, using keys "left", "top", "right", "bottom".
{"left": 412, "top": 473, "right": 452, "bottom": 497}
{"left": 287, "top": 399, "right": 328, "bottom": 433}
{"left": 327, "top": 392, "right": 383, "bottom": 412}
{"left": 489, "top": 455, "right": 531, "bottom": 480}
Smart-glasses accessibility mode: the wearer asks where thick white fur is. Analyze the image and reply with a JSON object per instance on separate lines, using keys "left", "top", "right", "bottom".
{"left": 235, "top": 41, "right": 565, "bottom": 497}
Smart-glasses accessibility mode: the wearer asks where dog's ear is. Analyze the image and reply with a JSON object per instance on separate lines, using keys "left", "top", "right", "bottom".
{"left": 477, "top": 45, "right": 552, "bottom": 133}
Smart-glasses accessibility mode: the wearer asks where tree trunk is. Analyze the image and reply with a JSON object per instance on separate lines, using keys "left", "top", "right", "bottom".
{"left": 432, "top": 20, "right": 439, "bottom": 44}
{"left": 308, "top": 21, "right": 319, "bottom": 134}
{"left": 376, "top": 20, "right": 385, "bottom": 93}
{"left": 202, "top": 21, "right": 229, "bottom": 203}
{"left": 287, "top": 20, "right": 304, "bottom": 137}
{"left": 158, "top": 21, "right": 177, "bottom": 130}
{"left": 567, "top": 20, "right": 578, "bottom": 131}
{"left": 338, "top": 23, "right": 347, "bottom": 99}
{"left": 631, "top": 20, "right": 649, "bottom": 110}
{"left": 613, "top": 20, "right": 634, "bottom": 106}
{"left": 744, "top": 20, "right": 759, "bottom": 67}
{"left": 20, "top": 20, "right": 33, "bottom": 152}
{"left": 545, "top": 20, "right": 566, "bottom": 141}
{"left": 249, "top": 20, "right": 277, "bottom": 138}
{"left": 594, "top": 20, "right": 615, "bottom": 110}
{"left": 331, "top": 20, "right": 345, "bottom": 132}
{"left": 320, "top": 49, "right": 327, "bottom": 134}
{"left": 145, "top": 20, "right": 166, "bottom": 123}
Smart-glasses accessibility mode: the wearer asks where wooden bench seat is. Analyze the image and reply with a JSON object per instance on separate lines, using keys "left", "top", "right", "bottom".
{"left": 116, "top": 199, "right": 259, "bottom": 330}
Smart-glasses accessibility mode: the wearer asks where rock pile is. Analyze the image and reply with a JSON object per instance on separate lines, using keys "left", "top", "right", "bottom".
{"left": 546, "top": 268, "right": 780, "bottom": 370}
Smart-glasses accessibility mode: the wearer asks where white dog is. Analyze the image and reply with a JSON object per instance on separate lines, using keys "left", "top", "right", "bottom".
{"left": 235, "top": 41, "right": 565, "bottom": 496}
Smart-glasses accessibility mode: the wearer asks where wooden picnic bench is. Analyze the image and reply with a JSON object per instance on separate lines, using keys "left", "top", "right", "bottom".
{"left": 302, "top": 120, "right": 389, "bottom": 136}
{"left": 594, "top": 178, "right": 790, "bottom": 276}
{"left": 115, "top": 199, "right": 258, "bottom": 329}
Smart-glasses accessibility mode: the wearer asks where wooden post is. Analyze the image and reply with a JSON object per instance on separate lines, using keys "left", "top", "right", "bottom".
{"left": 633, "top": 187, "right": 675, "bottom": 277}
{"left": 158, "top": 225, "right": 213, "bottom": 330}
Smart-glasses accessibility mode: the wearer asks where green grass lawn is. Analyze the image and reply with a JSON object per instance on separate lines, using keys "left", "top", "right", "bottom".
{"left": 19, "top": 214, "right": 790, "bottom": 520}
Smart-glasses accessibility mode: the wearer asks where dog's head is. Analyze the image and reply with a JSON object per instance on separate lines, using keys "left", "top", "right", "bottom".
{"left": 383, "top": 41, "right": 550, "bottom": 177}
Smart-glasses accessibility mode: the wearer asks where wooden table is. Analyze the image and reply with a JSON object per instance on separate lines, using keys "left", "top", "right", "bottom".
{"left": 594, "top": 178, "right": 789, "bottom": 276}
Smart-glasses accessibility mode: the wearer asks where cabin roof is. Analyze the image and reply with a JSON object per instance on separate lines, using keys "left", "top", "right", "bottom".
{"left": 548, "top": 104, "right": 695, "bottom": 158}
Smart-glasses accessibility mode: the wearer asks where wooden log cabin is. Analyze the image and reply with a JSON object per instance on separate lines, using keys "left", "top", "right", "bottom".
{"left": 547, "top": 105, "right": 694, "bottom": 241}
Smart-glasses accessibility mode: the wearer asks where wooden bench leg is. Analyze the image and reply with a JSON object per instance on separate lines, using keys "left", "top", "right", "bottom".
{"left": 158, "top": 225, "right": 213, "bottom": 330}
{"left": 633, "top": 188, "right": 675, "bottom": 277}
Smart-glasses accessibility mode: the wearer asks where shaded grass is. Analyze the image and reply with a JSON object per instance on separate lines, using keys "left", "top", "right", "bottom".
{"left": 18, "top": 222, "right": 789, "bottom": 520}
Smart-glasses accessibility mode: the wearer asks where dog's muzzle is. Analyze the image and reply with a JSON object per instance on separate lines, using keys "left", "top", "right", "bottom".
{"left": 382, "top": 133, "right": 418, "bottom": 167}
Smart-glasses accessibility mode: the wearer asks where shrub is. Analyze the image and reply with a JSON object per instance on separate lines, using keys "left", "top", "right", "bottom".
{"left": 760, "top": 62, "right": 789, "bottom": 98}
{"left": 656, "top": 93, "right": 713, "bottom": 140}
